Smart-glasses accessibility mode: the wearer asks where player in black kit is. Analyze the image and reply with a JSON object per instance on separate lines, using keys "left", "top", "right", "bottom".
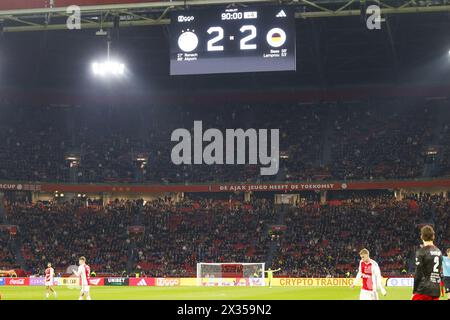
{"left": 412, "top": 225, "right": 443, "bottom": 300}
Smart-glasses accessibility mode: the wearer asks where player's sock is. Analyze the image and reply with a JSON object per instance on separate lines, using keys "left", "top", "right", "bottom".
{"left": 87, "top": 295, "right": 91, "bottom": 300}
{"left": 45, "top": 293, "right": 49, "bottom": 298}
{"left": 79, "top": 296, "right": 83, "bottom": 300}
{"left": 54, "top": 292, "right": 57, "bottom": 298}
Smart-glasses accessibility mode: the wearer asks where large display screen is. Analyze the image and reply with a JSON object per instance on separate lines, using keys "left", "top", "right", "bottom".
{"left": 170, "top": 6, "right": 296, "bottom": 75}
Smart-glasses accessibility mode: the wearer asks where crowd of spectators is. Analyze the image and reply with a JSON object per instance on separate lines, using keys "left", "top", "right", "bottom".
{"left": 132, "top": 197, "right": 276, "bottom": 277}
{"left": 329, "top": 100, "right": 435, "bottom": 180}
{"left": 0, "top": 231, "right": 17, "bottom": 269}
{"left": 3, "top": 193, "right": 449, "bottom": 277}
{"left": 5, "top": 200, "right": 134, "bottom": 274}
{"left": 0, "top": 98, "right": 444, "bottom": 184}
{"left": 273, "top": 195, "right": 423, "bottom": 277}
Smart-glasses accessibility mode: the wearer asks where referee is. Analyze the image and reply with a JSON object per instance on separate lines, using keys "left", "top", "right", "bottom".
{"left": 443, "top": 248, "right": 450, "bottom": 300}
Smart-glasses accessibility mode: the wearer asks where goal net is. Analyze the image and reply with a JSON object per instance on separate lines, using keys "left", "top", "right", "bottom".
{"left": 196, "top": 263, "right": 265, "bottom": 286}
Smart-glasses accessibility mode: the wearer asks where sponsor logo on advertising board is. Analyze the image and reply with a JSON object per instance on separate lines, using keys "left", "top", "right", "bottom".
{"left": 105, "top": 277, "right": 129, "bottom": 286}
{"left": 129, "top": 278, "right": 155, "bottom": 286}
{"left": 0, "top": 278, "right": 5, "bottom": 286}
{"left": 156, "top": 278, "right": 180, "bottom": 287}
{"left": 56, "top": 277, "right": 80, "bottom": 286}
{"left": 386, "top": 277, "right": 414, "bottom": 287}
{"left": 0, "top": 183, "right": 41, "bottom": 191}
{"left": 200, "top": 278, "right": 266, "bottom": 287}
{"left": 276, "top": 278, "right": 357, "bottom": 287}
{"left": 6, "top": 277, "right": 29, "bottom": 286}
{"left": 89, "top": 278, "right": 104, "bottom": 286}
{"left": 248, "top": 278, "right": 265, "bottom": 286}
{"left": 29, "top": 277, "right": 45, "bottom": 286}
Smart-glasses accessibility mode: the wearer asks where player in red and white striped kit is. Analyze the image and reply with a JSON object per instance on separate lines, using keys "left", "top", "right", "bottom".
{"left": 350, "top": 248, "right": 387, "bottom": 300}
{"left": 72, "top": 256, "right": 92, "bottom": 300}
{"left": 45, "top": 262, "right": 57, "bottom": 299}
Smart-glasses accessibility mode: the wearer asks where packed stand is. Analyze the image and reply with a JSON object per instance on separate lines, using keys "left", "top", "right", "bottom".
{"left": 0, "top": 98, "right": 443, "bottom": 184}
{"left": 132, "top": 197, "right": 277, "bottom": 277}
{"left": 1, "top": 194, "right": 449, "bottom": 277}
{"left": 272, "top": 194, "right": 450, "bottom": 277}
{"left": 5, "top": 200, "right": 135, "bottom": 274}
{"left": 0, "top": 231, "right": 18, "bottom": 269}
{"left": 329, "top": 100, "right": 435, "bottom": 180}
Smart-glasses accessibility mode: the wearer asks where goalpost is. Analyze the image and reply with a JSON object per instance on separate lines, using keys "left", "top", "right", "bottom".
{"left": 196, "top": 262, "right": 265, "bottom": 287}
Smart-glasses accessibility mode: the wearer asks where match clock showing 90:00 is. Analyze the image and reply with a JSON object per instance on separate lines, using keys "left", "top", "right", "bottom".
{"left": 169, "top": 6, "right": 296, "bottom": 75}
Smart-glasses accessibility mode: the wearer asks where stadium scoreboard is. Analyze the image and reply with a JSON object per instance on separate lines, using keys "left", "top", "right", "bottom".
{"left": 170, "top": 6, "right": 296, "bottom": 75}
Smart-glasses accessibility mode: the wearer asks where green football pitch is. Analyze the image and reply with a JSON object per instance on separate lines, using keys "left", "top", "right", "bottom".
{"left": 0, "top": 286, "right": 436, "bottom": 300}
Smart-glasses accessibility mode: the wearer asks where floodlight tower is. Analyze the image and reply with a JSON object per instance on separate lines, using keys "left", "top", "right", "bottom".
{"left": 91, "top": 30, "right": 125, "bottom": 77}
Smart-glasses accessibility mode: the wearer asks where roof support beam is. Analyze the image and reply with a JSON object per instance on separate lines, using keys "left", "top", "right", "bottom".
{"left": 3, "top": 18, "right": 170, "bottom": 33}
{"left": 1, "top": 1, "right": 450, "bottom": 32}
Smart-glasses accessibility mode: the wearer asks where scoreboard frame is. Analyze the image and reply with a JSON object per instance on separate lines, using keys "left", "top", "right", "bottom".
{"left": 169, "top": 5, "right": 296, "bottom": 75}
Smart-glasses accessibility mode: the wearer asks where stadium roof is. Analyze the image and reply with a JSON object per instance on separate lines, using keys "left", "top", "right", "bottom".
{"left": 1, "top": 0, "right": 450, "bottom": 32}
{"left": 0, "top": 1, "right": 450, "bottom": 96}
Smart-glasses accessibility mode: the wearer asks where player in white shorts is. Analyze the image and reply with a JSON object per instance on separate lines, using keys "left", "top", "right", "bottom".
{"left": 350, "top": 248, "right": 387, "bottom": 300}
{"left": 72, "top": 256, "right": 92, "bottom": 300}
{"left": 44, "top": 262, "right": 57, "bottom": 299}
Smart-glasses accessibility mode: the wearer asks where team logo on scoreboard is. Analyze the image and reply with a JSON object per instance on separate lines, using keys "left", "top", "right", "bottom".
{"left": 177, "top": 15, "right": 195, "bottom": 23}
{"left": 266, "top": 28, "right": 287, "bottom": 48}
{"left": 276, "top": 10, "right": 287, "bottom": 18}
{"left": 178, "top": 29, "right": 199, "bottom": 52}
